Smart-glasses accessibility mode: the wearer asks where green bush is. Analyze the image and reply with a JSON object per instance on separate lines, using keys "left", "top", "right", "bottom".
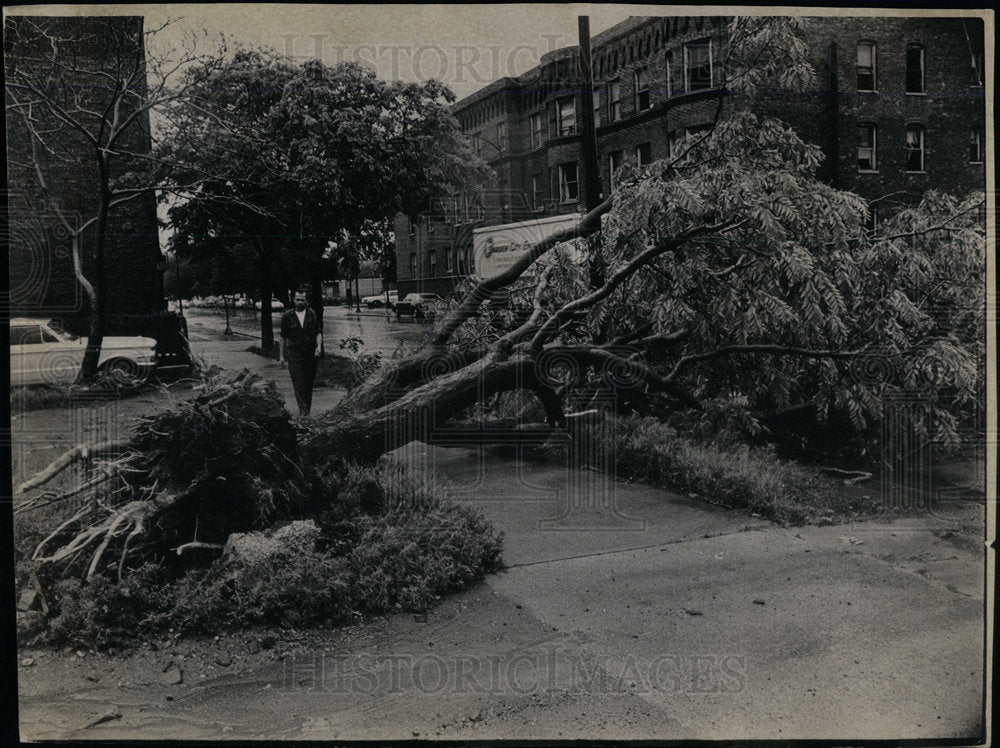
{"left": 598, "top": 415, "right": 829, "bottom": 525}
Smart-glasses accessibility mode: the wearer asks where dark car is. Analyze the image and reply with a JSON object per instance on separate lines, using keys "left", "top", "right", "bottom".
{"left": 395, "top": 293, "right": 442, "bottom": 319}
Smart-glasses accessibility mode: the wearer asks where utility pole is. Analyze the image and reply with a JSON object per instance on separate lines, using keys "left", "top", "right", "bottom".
{"left": 578, "top": 15, "right": 601, "bottom": 212}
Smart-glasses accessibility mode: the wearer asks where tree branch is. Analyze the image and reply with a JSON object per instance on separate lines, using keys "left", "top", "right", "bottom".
{"left": 431, "top": 197, "right": 612, "bottom": 347}
{"left": 667, "top": 343, "right": 869, "bottom": 381}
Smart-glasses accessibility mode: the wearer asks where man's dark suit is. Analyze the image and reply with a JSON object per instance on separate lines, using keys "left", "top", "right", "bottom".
{"left": 280, "top": 307, "right": 320, "bottom": 415}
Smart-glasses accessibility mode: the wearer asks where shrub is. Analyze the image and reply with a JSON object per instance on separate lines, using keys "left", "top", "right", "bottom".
{"left": 595, "top": 415, "right": 831, "bottom": 525}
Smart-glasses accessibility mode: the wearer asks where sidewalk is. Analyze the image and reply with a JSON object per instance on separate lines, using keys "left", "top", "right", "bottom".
{"left": 188, "top": 338, "right": 346, "bottom": 414}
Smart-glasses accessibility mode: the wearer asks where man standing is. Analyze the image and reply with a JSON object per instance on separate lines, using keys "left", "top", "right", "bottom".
{"left": 279, "top": 288, "right": 323, "bottom": 416}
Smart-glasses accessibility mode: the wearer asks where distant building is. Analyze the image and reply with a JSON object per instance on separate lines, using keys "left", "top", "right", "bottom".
{"left": 395, "top": 14, "right": 986, "bottom": 296}
{"left": 5, "top": 16, "right": 165, "bottom": 319}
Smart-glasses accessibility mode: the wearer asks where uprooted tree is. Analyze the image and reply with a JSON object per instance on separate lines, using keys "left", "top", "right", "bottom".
{"left": 17, "top": 17, "right": 985, "bottom": 587}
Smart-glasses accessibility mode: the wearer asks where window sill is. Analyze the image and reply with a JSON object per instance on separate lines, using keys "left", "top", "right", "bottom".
{"left": 905, "top": 171, "right": 927, "bottom": 175}
{"left": 904, "top": 91, "right": 926, "bottom": 96}
{"left": 858, "top": 169, "right": 879, "bottom": 174}
{"left": 857, "top": 89, "right": 878, "bottom": 93}
{"left": 970, "top": 160, "right": 984, "bottom": 165}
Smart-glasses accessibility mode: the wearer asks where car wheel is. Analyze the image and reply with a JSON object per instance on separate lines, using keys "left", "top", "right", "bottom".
{"left": 101, "top": 357, "right": 145, "bottom": 386}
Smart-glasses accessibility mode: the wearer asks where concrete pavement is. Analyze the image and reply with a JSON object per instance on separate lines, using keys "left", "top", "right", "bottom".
{"left": 18, "top": 444, "right": 987, "bottom": 741}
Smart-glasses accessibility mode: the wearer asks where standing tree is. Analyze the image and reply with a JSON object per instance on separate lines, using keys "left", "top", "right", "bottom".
{"left": 4, "top": 16, "right": 231, "bottom": 378}
{"left": 152, "top": 48, "right": 299, "bottom": 350}
{"left": 156, "top": 52, "right": 490, "bottom": 348}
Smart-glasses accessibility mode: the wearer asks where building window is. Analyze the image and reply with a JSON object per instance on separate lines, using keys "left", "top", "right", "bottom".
{"left": 857, "top": 42, "right": 876, "bottom": 91}
{"left": 971, "top": 50, "right": 984, "bottom": 86}
{"left": 607, "top": 80, "right": 622, "bottom": 121}
{"left": 532, "top": 173, "right": 545, "bottom": 210}
{"left": 905, "top": 44, "right": 924, "bottom": 93}
{"left": 609, "top": 150, "right": 624, "bottom": 191}
{"left": 530, "top": 112, "right": 543, "bottom": 148}
{"left": 636, "top": 141, "right": 652, "bottom": 167}
{"left": 684, "top": 41, "right": 712, "bottom": 92}
{"left": 634, "top": 66, "right": 650, "bottom": 111}
{"left": 857, "top": 124, "right": 877, "bottom": 171}
{"left": 408, "top": 218, "right": 415, "bottom": 237}
{"left": 409, "top": 253, "right": 417, "bottom": 278}
{"left": 472, "top": 132, "right": 482, "bottom": 157}
{"left": 593, "top": 85, "right": 601, "bottom": 126}
{"left": 557, "top": 96, "right": 576, "bottom": 136}
{"left": 905, "top": 125, "right": 925, "bottom": 172}
{"left": 446, "top": 249, "right": 454, "bottom": 272}
{"left": 558, "top": 162, "right": 579, "bottom": 202}
{"left": 970, "top": 127, "right": 984, "bottom": 163}
{"left": 496, "top": 121, "right": 507, "bottom": 152}
{"left": 665, "top": 51, "right": 673, "bottom": 97}
{"left": 428, "top": 250, "right": 437, "bottom": 277}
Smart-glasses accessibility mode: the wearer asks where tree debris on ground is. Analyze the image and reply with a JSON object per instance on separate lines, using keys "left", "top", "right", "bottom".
{"left": 21, "top": 370, "right": 309, "bottom": 589}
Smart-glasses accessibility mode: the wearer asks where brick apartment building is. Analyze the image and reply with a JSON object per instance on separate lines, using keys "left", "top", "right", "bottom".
{"left": 395, "top": 14, "right": 987, "bottom": 297}
{"left": 5, "top": 16, "right": 165, "bottom": 319}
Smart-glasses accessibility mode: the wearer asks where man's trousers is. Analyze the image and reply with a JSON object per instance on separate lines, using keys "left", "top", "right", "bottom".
{"left": 286, "top": 349, "right": 317, "bottom": 415}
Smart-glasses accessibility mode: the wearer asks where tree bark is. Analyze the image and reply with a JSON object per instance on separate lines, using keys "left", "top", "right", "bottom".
{"left": 79, "top": 151, "right": 112, "bottom": 379}
{"left": 305, "top": 351, "right": 547, "bottom": 463}
{"left": 257, "top": 237, "right": 277, "bottom": 350}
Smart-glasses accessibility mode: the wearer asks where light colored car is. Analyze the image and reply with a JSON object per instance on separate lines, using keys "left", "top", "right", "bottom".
{"left": 9, "top": 318, "right": 157, "bottom": 386}
{"left": 362, "top": 290, "right": 399, "bottom": 309}
{"left": 254, "top": 297, "right": 287, "bottom": 310}
{"left": 395, "top": 292, "right": 442, "bottom": 319}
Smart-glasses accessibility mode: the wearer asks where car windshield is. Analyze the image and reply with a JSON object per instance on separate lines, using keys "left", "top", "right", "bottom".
{"left": 45, "top": 320, "right": 77, "bottom": 341}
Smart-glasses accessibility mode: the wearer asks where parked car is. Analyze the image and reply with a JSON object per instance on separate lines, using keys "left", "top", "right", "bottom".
{"left": 395, "top": 293, "right": 442, "bottom": 319}
{"left": 254, "top": 297, "right": 287, "bottom": 310}
{"left": 362, "top": 290, "right": 399, "bottom": 309}
{"left": 9, "top": 318, "right": 157, "bottom": 386}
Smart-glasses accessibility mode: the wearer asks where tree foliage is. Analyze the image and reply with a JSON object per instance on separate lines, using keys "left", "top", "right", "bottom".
{"left": 155, "top": 47, "right": 490, "bottom": 342}
{"left": 321, "top": 16, "right": 985, "bottom": 462}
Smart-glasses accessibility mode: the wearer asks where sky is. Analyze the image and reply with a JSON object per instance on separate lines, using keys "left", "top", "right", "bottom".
{"left": 4, "top": 3, "right": 670, "bottom": 100}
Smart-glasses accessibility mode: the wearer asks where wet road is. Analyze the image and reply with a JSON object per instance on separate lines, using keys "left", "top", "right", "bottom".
{"left": 178, "top": 304, "right": 430, "bottom": 358}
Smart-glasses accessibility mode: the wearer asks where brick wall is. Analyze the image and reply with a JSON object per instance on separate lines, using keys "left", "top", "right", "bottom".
{"left": 398, "top": 14, "right": 987, "bottom": 285}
